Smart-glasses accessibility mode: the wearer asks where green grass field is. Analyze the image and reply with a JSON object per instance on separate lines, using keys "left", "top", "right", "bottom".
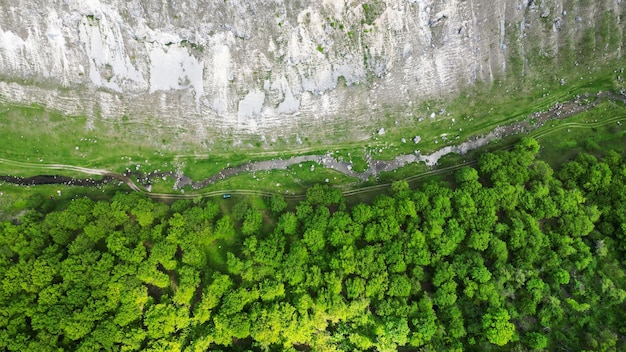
{"left": 181, "top": 161, "right": 360, "bottom": 195}
{"left": 2, "top": 94, "right": 625, "bottom": 203}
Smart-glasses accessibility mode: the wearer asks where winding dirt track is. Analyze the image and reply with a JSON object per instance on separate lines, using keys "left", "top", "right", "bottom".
{"left": 1, "top": 92, "right": 625, "bottom": 200}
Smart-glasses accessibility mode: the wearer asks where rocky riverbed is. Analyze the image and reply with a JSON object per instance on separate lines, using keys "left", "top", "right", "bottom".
{"left": 3, "top": 91, "right": 623, "bottom": 192}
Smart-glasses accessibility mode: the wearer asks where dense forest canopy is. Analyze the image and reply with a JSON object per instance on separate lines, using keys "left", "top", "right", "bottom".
{"left": 1, "top": 138, "right": 625, "bottom": 351}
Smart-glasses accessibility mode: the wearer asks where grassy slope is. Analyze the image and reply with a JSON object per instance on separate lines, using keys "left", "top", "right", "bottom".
{"left": 1, "top": 91, "right": 625, "bottom": 220}
{"left": 0, "top": 7, "right": 623, "bottom": 195}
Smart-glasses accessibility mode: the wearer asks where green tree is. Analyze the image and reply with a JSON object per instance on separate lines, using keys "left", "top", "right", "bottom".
{"left": 387, "top": 275, "right": 411, "bottom": 297}
{"left": 409, "top": 296, "right": 439, "bottom": 347}
{"left": 525, "top": 332, "right": 548, "bottom": 349}
{"left": 391, "top": 180, "right": 410, "bottom": 198}
{"left": 231, "top": 201, "right": 250, "bottom": 222}
{"left": 172, "top": 266, "right": 200, "bottom": 306}
{"left": 351, "top": 203, "right": 373, "bottom": 224}
{"left": 144, "top": 303, "right": 189, "bottom": 339}
{"left": 467, "top": 231, "right": 492, "bottom": 251}
{"left": 215, "top": 215, "right": 235, "bottom": 239}
{"left": 241, "top": 209, "right": 263, "bottom": 236}
{"left": 306, "top": 184, "right": 342, "bottom": 206}
{"left": 455, "top": 166, "right": 482, "bottom": 193}
{"left": 482, "top": 308, "right": 515, "bottom": 346}
{"left": 268, "top": 195, "right": 287, "bottom": 214}
{"left": 277, "top": 212, "right": 298, "bottom": 235}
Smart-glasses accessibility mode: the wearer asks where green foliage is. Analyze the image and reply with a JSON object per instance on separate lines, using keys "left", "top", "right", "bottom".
{"left": 241, "top": 209, "right": 263, "bottom": 236}
{"left": 305, "top": 184, "right": 343, "bottom": 207}
{"left": 482, "top": 308, "right": 515, "bottom": 346}
{"left": 1, "top": 139, "right": 626, "bottom": 351}
{"left": 268, "top": 194, "right": 287, "bottom": 214}
{"left": 525, "top": 332, "right": 548, "bottom": 349}
{"left": 361, "top": 1, "right": 384, "bottom": 25}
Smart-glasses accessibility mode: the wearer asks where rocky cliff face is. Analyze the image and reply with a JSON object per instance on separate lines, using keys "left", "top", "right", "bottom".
{"left": 0, "top": 0, "right": 623, "bottom": 143}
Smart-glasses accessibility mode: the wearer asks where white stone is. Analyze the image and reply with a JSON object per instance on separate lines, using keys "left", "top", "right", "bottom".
{"left": 0, "top": 0, "right": 614, "bottom": 140}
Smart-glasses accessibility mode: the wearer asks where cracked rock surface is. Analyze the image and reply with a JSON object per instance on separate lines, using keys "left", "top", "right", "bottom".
{"left": 0, "top": 0, "right": 622, "bottom": 143}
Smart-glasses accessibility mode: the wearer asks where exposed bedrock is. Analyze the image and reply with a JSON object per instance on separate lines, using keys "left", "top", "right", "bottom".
{"left": 0, "top": 0, "right": 623, "bottom": 144}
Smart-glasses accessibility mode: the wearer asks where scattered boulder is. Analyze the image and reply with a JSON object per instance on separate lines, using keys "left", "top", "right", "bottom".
{"left": 378, "top": 128, "right": 386, "bottom": 135}
{"left": 413, "top": 136, "right": 422, "bottom": 144}
{"left": 401, "top": 138, "right": 407, "bottom": 143}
